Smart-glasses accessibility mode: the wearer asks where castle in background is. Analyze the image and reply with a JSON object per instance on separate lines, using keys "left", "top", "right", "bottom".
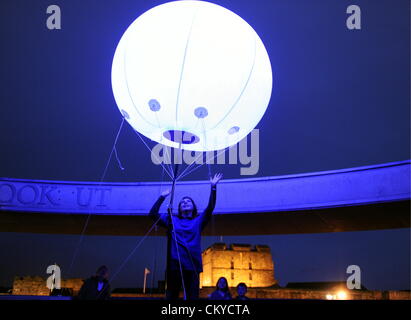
{"left": 7, "top": 242, "right": 411, "bottom": 300}
{"left": 200, "top": 243, "right": 277, "bottom": 288}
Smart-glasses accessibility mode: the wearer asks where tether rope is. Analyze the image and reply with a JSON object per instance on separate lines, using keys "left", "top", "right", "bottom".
{"left": 113, "top": 146, "right": 125, "bottom": 171}
{"left": 71, "top": 114, "right": 220, "bottom": 299}
{"left": 167, "top": 154, "right": 188, "bottom": 300}
{"left": 176, "top": 147, "right": 227, "bottom": 181}
{"left": 154, "top": 112, "right": 175, "bottom": 177}
{"left": 68, "top": 117, "right": 125, "bottom": 276}
{"left": 106, "top": 215, "right": 163, "bottom": 284}
{"left": 132, "top": 129, "right": 174, "bottom": 180}
{"left": 97, "top": 155, "right": 170, "bottom": 298}
{"left": 169, "top": 208, "right": 187, "bottom": 299}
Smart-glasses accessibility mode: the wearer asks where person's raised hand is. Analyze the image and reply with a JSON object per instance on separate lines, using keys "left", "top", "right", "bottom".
{"left": 161, "top": 189, "right": 171, "bottom": 197}
{"left": 210, "top": 173, "right": 223, "bottom": 186}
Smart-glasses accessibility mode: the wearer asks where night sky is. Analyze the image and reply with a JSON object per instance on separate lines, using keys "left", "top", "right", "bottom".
{"left": 0, "top": 0, "right": 410, "bottom": 291}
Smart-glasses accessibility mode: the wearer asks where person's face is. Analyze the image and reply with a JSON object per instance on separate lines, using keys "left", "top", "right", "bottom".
{"left": 237, "top": 285, "right": 247, "bottom": 296}
{"left": 180, "top": 198, "right": 194, "bottom": 213}
{"left": 218, "top": 278, "right": 227, "bottom": 289}
{"left": 98, "top": 270, "right": 109, "bottom": 280}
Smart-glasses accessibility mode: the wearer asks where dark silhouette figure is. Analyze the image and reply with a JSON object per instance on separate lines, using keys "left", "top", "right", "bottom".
{"left": 235, "top": 282, "right": 250, "bottom": 300}
{"left": 77, "top": 265, "right": 111, "bottom": 300}
{"left": 208, "top": 277, "right": 232, "bottom": 300}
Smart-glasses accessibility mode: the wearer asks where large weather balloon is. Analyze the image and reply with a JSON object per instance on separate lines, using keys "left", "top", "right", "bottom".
{"left": 111, "top": 0, "right": 272, "bottom": 152}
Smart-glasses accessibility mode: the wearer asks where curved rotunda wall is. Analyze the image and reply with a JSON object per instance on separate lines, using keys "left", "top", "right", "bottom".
{"left": 0, "top": 160, "right": 409, "bottom": 235}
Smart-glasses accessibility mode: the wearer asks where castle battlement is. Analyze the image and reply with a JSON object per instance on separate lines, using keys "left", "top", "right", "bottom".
{"left": 200, "top": 243, "right": 277, "bottom": 288}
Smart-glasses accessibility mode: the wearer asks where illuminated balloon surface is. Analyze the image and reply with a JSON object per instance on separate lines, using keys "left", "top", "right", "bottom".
{"left": 112, "top": 0, "right": 272, "bottom": 151}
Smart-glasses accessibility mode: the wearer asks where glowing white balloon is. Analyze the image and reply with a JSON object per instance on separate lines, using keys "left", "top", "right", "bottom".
{"left": 112, "top": 0, "right": 272, "bottom": 152}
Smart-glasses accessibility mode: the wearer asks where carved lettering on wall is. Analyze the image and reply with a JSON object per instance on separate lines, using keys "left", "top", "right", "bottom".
{"left": 76, "top": 187, "right": 111, "bottom": 207}
{"left": 0, "top": 183, "right": 59, "bottom": 206}
{"left": 0, "top": 183, "right": 112, "bottom": 209}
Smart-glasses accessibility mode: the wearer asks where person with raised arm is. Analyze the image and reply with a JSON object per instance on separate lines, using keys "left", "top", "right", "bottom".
{"left": 149, "top": 173, "right": 223, "bottom": 300}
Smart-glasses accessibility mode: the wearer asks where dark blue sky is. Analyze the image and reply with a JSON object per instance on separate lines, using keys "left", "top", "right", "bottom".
{"left": 0, "top": 0, "right": 409, "bottom": 291}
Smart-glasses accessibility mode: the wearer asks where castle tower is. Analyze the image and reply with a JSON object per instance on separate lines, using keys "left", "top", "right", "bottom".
{"left": 200, "top": 243, "right": 277, "bottom": 288}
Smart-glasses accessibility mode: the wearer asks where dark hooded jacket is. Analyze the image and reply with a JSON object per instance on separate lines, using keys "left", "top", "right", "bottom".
{"left": 149, "top": 185, "right": 216, "bottom": 272}
{"left": 77, "top": 276, "right": 111, "bottom": 300}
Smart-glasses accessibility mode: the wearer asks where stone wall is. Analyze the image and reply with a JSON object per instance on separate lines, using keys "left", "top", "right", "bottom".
{"left": 199, "top": 287, "right": 410, "bottom": 300}
{"left": 11, "top": 276, "right": 410, "bottom": 300}
{"left": 12, "top": 276, "right": 50, "bottom": 296}
{"left": 12, "top": 276, "right": 83, "bottom": 296}
{"left": 384, "top": 291, "right": 411, "bottom": 300}
{"left": 61, "top": 278, "right": 84, "bottom": 295}
{"left": 110, "top": 288, "right": 410, "bottom": 300}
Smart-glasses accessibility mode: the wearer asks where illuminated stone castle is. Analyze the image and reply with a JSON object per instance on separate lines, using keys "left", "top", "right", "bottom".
{"left": 200, "top": 243, "right": 277, "bottom": 288}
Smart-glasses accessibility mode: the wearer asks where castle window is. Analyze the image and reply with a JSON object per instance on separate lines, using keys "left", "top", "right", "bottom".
{"left": 231, "top": 260, "right": 234, "bottom": 269}
{"left": 249, "top": 273, "right": 252, "bottom": 280}
{"left": 231, "top": 272, "right": 234, "bottom": 280}
{"left": 249, "top": 262, "right": 252, "bottom": 270}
